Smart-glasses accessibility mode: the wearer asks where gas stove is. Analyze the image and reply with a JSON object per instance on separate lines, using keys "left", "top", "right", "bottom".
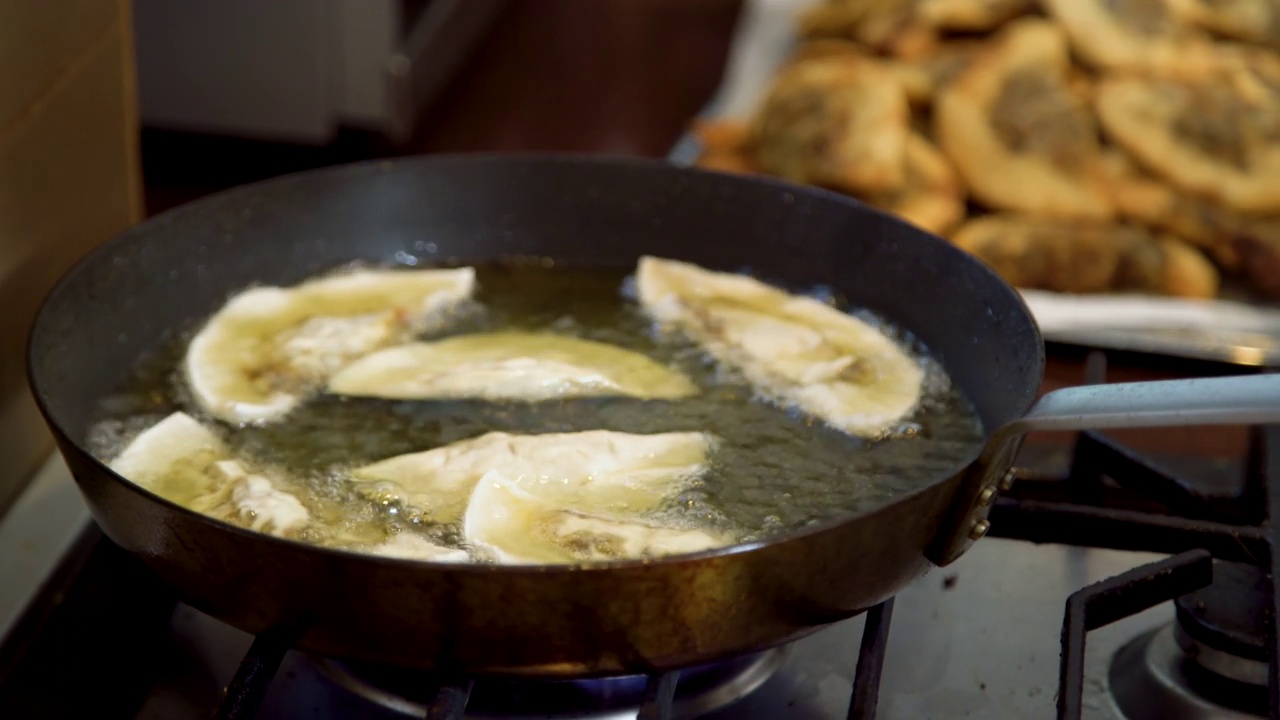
{"left": 1, "top": 354, "right": 1276, "bottom": 719}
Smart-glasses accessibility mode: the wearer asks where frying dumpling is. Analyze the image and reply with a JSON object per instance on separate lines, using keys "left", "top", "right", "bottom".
{"left": 364, "top": 532, "right": 470, "bottom": 562}
{"left": 1041, "top": 0, "right": 1218, "bottom": 73}
{"left": 747, "top": 53, "right": 911, "bottom": 196}
{"left": 214, "top": 463, "right": 311, "bottom": 537}
{"left": 635, "top": 256, "right": 925, "bottom": 439}
{"left": 463, "top": 471, "right": 730, "bottom": 565}
{"left": 327, "top": 331, "right": 697, "bottom": 401}
{"left": 934, "top": 19, "right": 1114, "bottom": 220}
{"left": 1095, "top": 50, "right": 1280, "bottom": 213}
{"left": 109, "top": 412, "right": 228, "bottom": 502}
{"left": 185, "top": 267, "right": 476, "bottom": 425}
{"left": 109, "top": 412, "right": 311, "bottom": 537}
{"left": 349, "top": 430, "right": 716, "bottom": 524}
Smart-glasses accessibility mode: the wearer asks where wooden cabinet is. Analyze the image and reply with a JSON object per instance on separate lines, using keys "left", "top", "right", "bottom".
{"left": 0, "top": 0, "right": 143, "bottom": 513}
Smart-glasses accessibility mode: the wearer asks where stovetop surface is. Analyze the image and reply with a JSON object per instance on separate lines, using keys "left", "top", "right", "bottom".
{"left": 0, "top": 442, "right": 1260, "bottom": 719}
{"left": 121, "top": 538, "right": 1167, "bottom": 719}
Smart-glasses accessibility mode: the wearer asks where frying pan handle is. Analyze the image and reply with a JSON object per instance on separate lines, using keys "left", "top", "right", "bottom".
{"left": 926, "top": 374, "right": 1280, "bottom": 566}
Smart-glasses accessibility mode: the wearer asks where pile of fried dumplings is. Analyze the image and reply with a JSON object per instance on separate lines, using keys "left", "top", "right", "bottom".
{"left": 694, "top": 0, "right": 1280, "bottom": 301}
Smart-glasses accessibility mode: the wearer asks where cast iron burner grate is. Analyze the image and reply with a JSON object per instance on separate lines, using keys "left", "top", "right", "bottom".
{"left": 311, "top": 648, "right": 786, "bottom": 718}
{"left": 990, "top": 355, "right": 1280, "bottom": 720}
{"left": 212, "top": 602, "right": 895, "bottom": 720}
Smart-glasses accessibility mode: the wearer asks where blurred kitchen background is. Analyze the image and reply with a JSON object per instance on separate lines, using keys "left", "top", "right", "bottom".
{"left": 134, "top": 0, "right": 741, "bottom": 215}
{"left": 10, "top": 5, "right": 1280, "bottom": 718}
{"left": 1, "top": 0, "right": 741, "bottom": 511}
{"left": 5, "top": 0, "right": 1278, "bottom": 511}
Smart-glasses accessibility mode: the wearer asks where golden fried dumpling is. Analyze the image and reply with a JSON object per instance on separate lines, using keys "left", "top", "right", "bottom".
{"left": 787, "top": 37, "right": 980, "bottom": 108}
{"left": 796, "top": 0, "right": 928, "bottom": 54}
{"left": 951, "top": 213, "right": 1220, "bottom": 298}
{"left": 1106, "top": 148, "right": 1280, "bottom": 298}
{"left": 185, "top": 267, "right": 476, "bottom": 425}
{"left": 701, "top": 54, "right": 960, "bottom": 234}
{"left": 1157, "top": 235, "right": 1225, "bottom": 299}
{"left": 1102, "top": 150, "right": 1242, "bottom": 268}
{"left": 934, "top": 19, "right": 1114, "bottom": 219}
{"left": 691, "top": 117, "right": 749, "bottom": 150}
{"left": 348, "top": 430, "right": 715, "bottom": 524}
{"left": 109, "top": 412, "right": 311, "bottom": 537}
{"left": 462, "top": 470, "right": 731, "bottom": 565}
{"left": 786, "top": 38, "right": 929, "bottom": 103}
{"left": 691, "top": 118, "right": 760, "bottom": 175}
{"left": 1233, "top": 216, "right": 1280, "bottom": 298}
{"left": 1183, "top": 0, "right": 1278, "bottom": 46}
{"left": 694, "top": 148, "right": 761, "bottom": 176}
{"left": 747, "top": 54, "right": 911, "bottom": 195}
{"left": 1095, "top": 49, "right": 1280, "bottom": 213}
{"left": 1041, "top": 0, "right": 1218, "bottom": 73}
{"left": 327, "top": 331, "right": 697, "bottom": 402}
{"left": 1104, "top": 148, "right": 1280, "bottom": 301}
{"left": 636, "top": 256, "right": 925, "bottom": 439}
{"left": 866, "top": 132, "right": 967, "bottom": 235}
{"left": 915, "top": 0, "right": 1034, "bottom": 32}
{"left": 894, "top": 40, "right": 985, "bottom": 105}
{"left": 1102, "top": 149, "right": 1185, "bottom": 224}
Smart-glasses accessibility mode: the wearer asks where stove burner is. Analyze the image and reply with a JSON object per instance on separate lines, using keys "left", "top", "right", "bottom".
{"left": 311, "top": 649, "right": 786, "bottom": 719}
{"left": 1108, "top": 626, "right": 1266, "bottom": 719}
{"left": 1108, "top": 560, "right": 1271, "bottom": 719}
{"left": 1174, "top": 561, "right": 1271, "bottom": 687}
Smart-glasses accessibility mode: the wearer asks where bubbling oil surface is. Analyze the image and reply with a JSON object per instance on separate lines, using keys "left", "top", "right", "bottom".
{"left": 87, "top": 261, "right": 986, "bottom": 555}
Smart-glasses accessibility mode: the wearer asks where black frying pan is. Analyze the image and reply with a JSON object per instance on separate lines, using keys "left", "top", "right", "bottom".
{"left": 26, "top": 155, "right": 1280, "bottom": 677}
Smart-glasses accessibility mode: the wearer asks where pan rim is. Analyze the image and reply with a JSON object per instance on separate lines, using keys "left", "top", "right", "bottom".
{"left": 26, "top": 152, "right": 1046, "bottom": 575}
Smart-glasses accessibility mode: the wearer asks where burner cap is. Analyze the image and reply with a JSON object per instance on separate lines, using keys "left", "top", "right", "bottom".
{"left": 1108, "top": 625, "right": 1266, "bottom": 719}
{"left": 1174, "top": 560, "right": 1269, "bottom": 662}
